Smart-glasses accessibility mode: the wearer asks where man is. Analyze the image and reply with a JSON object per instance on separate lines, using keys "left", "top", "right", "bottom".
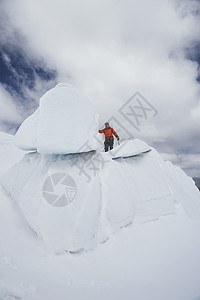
{"left": 99, "top": 122, "right": 120, "bottom": 152}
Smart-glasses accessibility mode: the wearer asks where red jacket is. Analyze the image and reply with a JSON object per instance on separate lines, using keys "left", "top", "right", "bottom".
{"left": 99, "top": 126, "right": 118, "bottom": 139}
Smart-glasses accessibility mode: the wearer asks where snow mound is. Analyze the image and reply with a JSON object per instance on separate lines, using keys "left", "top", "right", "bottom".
{"left": 14, "top": 83, "right": 97, "bottom": 154}
{"left": 1, "top": 139, "right": 200, "bottom": 254}
{"left": 109, "top": 139, "right": 151, "bottom": 158}
{"left": 15, "top": 108, "right": 39, "bottom": 151}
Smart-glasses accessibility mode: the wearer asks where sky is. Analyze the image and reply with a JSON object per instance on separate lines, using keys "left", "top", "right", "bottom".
{"left": 0, "top": 0, "right": 200, "bottom": 177}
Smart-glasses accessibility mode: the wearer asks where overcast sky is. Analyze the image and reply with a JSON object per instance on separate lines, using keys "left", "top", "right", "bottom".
{"left": 0, "top": 0, "right": 200, "bottom": 177}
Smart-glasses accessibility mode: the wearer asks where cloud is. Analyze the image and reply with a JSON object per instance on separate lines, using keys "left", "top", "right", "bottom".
{"left": 161, "top": 152, "right": 200, "bottom": 178}
{"left": 0, "top": 84, "right": 23, "bottom": 131}
{"left": 1, "top": 0, "right": 200, "bottom": 176}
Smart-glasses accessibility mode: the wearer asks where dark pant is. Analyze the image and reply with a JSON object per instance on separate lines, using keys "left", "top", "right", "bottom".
{"left": 104, "top": 138, "right": 114, "bottom": 152}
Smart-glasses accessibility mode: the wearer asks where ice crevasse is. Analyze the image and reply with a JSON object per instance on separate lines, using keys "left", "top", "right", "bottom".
{"left": 1, "top": 83, "right": 200, "bottom": 254}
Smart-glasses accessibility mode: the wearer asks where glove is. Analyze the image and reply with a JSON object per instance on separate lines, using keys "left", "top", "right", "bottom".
{"left": 117, "top": 136, "right": 120, "bottom": 141}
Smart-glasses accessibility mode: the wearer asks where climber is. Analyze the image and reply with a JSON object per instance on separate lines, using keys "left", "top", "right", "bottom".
{"left": 99, "top": 122, "right": 120, "bottom": 152}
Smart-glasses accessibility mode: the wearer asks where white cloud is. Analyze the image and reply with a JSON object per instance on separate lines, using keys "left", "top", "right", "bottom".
{"left": 0, "top": 84, "right": 23, "bottom": 125}
{"left": 161, "top": 151, "right": 200, "bottom": 178}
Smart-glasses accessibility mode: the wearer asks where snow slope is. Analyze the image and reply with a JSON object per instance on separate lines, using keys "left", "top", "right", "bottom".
{"left": 1, "top": 138, "right": 200, "bottom": 255}
{"left": 0, "top": 134, "right": 200, "bottom": 300}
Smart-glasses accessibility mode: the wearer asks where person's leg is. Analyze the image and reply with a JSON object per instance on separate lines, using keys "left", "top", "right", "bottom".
{"left": 104, "top": 140, "right": 109, "bottom": 152}
{"left": 110, "top": 138, "right": 114, "bottom": 150}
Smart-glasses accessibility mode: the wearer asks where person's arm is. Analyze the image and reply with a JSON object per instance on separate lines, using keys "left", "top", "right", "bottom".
{"left": 99, "top": 129, "right": 105, "bottom": 133}
{"left": 111, "top": 128, "right": 119, "bottom": 140}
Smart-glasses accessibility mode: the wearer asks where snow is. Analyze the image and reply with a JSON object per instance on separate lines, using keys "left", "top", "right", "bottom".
{"left": 0, "top": 174, "right": 200, "bottom": 300}
{"left": 0, "top": 132, "right": 25, "bottom": 174}
{"left": 14, "top": 83, "right": 98, "bottom": 154}
{"left": 14, "top": 108, "right": 39, "bottom": 151}
{"left": 1, "top": 84, "right": 200, "bottom": 299}
{"left": 1, "top": 135, "right": 200, "bottom": 255}
{"left": 109, "top": 139, "right": 151, "bottom": 158}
